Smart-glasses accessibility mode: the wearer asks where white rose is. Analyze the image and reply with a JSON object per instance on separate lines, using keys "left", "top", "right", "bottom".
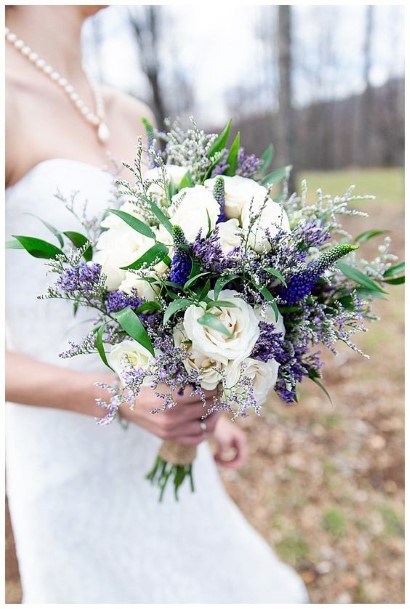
{"left": 205, "top": 175, "right": 268, "bottom": 220}
{"left": 217, "top": 218, "right": 242, "bottom": 255}
{"left": 119, "top": 270, "right": 160, "bottom": 301}
{"left": 95, "top": 227, "right": 155, "bottom": 291}
{"left": 241, "top": 197, "right": 290, "bottom": 253}
{"left": 173, "top": 324, "right": 223, "bottom": 390}
{"left": 182, "top": 289, "right": 260, "bottom": 366}
{"left": 146, "top": 165, "right": 188, "bottom": 200}
{"left": 169, "top": 185, "right": 220, "bottom": 242}
{"left": 108, "top": 339, "right": 154, "bottom": 386}
{"left": 226, "top": 357, "right": 280, "bottom": 405}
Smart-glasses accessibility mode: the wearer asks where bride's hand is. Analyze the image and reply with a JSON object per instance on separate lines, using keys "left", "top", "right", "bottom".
{"left": 212, "top": 415, "right": 248, "bottom": 469}
{"left": 120, "top": 385, "right": 220, "bottom": 446}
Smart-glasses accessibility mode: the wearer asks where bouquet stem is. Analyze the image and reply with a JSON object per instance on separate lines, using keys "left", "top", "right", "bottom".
{"left": 145, "top": 440, "right": 197, "bottom": 502}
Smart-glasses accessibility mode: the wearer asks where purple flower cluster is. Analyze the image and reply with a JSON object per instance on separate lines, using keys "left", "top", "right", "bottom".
{"left": 191, "top": 228, "right": 232, "bottom": 274}
{"left": 236, "top": 147, "right": 263, "bottom": 178}
{"left": 251, "top": 322, "right": 283, "bottom": 362}
{"left": 169, "top": 250, "right": 192, "bottom": 286}
{"left": 105, "top": 290, "right": 142, "bottom": 313}
{"left": 58, "top": 262, "right": 101, "bottom": 294}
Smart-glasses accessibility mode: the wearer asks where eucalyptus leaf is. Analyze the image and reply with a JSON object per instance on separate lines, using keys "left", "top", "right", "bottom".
{"left": 197, "top": 312, "right": 232, "bottom": 337}
{"left": 121, "top": 242, "right": 170, "bottom": 270}
{"left": 163, "top": 298, "right": 192, "bottom": 325}
{"left": 309, "top": 375, "right": 333, "bottom": 406}
{"left": 354, "top": 229, "right": 389, "bottom": 244}
{"left": 383, "top": 261, "right": 405, "bottom": 278}
{"left": 214, "top": 274, "right": 240, "bottom": 300}
{"left": 336, "top": 261, "right": 387, "bottom": 294}
{"left": 63, "top": 231, "right": 92, "bottom": 261}
{"left": 96, "top": 324, "right": 114, "bottom": 370}
{"left": 112, "top": 308, "right": 154, "bottom": 356}
{"left": 184, "top": 272, "right": 210, "bottom": 290}
{"left": 197, "top": 278, "right": 211, "bottom": 302}
{"left": 265, "top": 267, "right": 287, "bottom": 286}
{"left": 12, "top": 235, "right": 64, "bottom": 259}
{"left": 261, "top": 166, "right": 291, "bottom": 187}
{"left": 134, "top": 301, "right": 162, "bottom": 314}
{"left": 108, "top": 208, "right": 155, "bottom": 240}
{"left": 145, "top": 198, "right": 173, "bottom": 235}
{"left": 206, "top": 299, "right": 238, "bottom": 311}
{"left": 383, "top": 276, "right": 405, "bottom": 285}
{"left": 253, "top": 282, "right": 279, "bottom": 321}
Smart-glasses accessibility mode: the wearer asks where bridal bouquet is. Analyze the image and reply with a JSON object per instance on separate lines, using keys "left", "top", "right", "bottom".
{"left": 7, "top": 118, "right": 404, "bottom": 500}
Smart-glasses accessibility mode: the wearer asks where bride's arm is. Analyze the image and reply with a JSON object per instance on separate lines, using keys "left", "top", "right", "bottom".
{"left": 5, "top": 350, "right": 220, "bottom": 444}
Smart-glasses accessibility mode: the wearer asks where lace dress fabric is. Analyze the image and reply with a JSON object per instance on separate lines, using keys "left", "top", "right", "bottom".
{"left": 5, "top": 160, "right": 308, "bottom": 603}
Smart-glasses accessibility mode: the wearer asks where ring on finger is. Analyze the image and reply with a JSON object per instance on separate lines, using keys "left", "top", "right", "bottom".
{"left": 199, "top": 420, "right": 207, "bottom": 434}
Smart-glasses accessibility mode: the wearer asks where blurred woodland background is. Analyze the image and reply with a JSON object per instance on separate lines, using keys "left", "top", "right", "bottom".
{"left": 6, "top": 4, "right": 404, "bottom": 604}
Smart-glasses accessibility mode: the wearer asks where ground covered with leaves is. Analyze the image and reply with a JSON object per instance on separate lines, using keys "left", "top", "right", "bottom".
{"left": 5, "top": 168, "right": 404, "bottom": 604}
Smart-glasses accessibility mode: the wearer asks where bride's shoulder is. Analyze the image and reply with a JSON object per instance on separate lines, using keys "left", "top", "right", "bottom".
{"left": 102, "top": 86, "right": 156, "bottom": 130}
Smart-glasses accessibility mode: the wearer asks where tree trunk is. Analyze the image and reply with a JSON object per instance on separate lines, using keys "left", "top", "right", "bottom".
{"left": 277, "top": 6, "right": 296, "bottom": 194}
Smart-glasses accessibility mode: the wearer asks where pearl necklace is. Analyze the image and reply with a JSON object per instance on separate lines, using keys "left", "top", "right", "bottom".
{"left": 5, "top": 27, "right": 110, "bottom": 145}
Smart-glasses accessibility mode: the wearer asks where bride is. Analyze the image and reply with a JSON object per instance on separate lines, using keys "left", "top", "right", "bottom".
{"left": 5, "top": 5, "right": 308, "bottom": 603}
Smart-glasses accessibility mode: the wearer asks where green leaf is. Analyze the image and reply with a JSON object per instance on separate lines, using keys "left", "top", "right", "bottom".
{"left": 253, "top": 283, "right": 279, "bottom": 321}
{"left": 383, "top": 276, "right": 405, "bottom": 285}
{"left": 206, "top": 299, "right": 238, "bottom": 311}
{"left": 336, "top": 261, "right": 387, "bottom": 294}
{"left": 63, "top": 231, "right": 93, "bottom": 261}
{"left": 197, "top": 312, "right": 232, "bottom": 337}
{"left": 96, "top": 324, "right": 114, "bottom": 371}
{"left": 112, "top": 307, "right": 154, "bottom": 356}
{"left": 383, "top": 261, "right": 405, "bottom": 278}
{"left": 5, "top": 239, "right": 24, "bottom": 249}
{"left": 265, "top": 267, "right": 287, "bottom": 286}
{"left": 145, "top": 198, "right": 173, "bottom": 236}
{"left": 197, "top": 278, "right": 211, "bottom": 302}
{"left": 163, "top": 298, "right": 192, "bottom": 325}
{"left": 214, "top": 274, "right": 240, "bottom": 300}
{"left": 309, "top": 375, "right": 333, "bottom": 406}
{"left": 354, "top": 229, "right": 389, "bottom": 244}
{"left": 257, "top": 144, "right": 274, "bottom": 176}
{"left": 24, "top": 213, "right": 64, "bottom": 247}
{"left": 134, "top": 301, "right": 162, "bottom": 314}
{"left": 177, "top": 171, "right": 193, "bottom": 190}
{"left": 224, "top": 131, "right": 240, "bottom": 176}
{"left": 261, "top": 166, "right": 291, "bottom": 187}
{"left": 107, "top": 209, "right": 155, "bottom": 239}
{"left": 121, "top": 242, "right": 170, "bottom": 270}
{"left": 11, "top": 235, "right": 64, "bottom": 259}
{"left": 184, "top": 272, "right": 210, "bottom": 290}
{"left": 207, "top": 118, "right": 232, "bottom": 158}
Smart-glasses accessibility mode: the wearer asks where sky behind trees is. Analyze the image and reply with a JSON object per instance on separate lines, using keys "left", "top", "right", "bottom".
{"left": 83, "top": 4, "right": 404, "bottom": 126}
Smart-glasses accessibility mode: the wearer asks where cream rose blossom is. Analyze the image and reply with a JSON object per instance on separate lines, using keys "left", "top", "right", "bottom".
{"left": 217, "top": 218, "right": 242, "bottom": 254}
{"left": 145, "top": 165, "right": 188, "bottom": 201}
{"left": 182, "top": 289, "right": 260, "bottom": 366}
{"left": 226, "top": 357, "right": 280, "bottom": 405}
{"left": 241, "top": 197, "right": 290, "bottom": 253}
{"left": 204, "top": 175, "right": 268, "bottom": 220}
{"left": 173, "top": 324, "right": 223, "bottom": 390}
{"left": 108, "top": 339, "right": 155, "bottom": 386}
{"left": 169, "top": 185, "right": 220, "bottom": 242}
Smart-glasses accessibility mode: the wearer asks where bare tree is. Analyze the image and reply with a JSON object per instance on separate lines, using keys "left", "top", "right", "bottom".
{"left": 128, "top": 6, "right": 167, "bottom": 128}
{"left": 277, "top": 6, "right": 296, "bottom": 193}
{"left": 357, "top": 5, "right": 374, "bottom": 165}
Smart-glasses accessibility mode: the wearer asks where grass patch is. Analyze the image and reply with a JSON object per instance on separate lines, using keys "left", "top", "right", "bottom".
{"left": 377, "top": 506, "right": 404, "bottom": 537}
{"left": 321, "top": 508, "right": 347, "bottom": 538}
{"left": 276, "top": 533, "right": 310, "bottom": 564}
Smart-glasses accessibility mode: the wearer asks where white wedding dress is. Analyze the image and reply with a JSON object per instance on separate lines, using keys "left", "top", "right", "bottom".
{"left": 5, "top": 159, "right": 309, "bottom": 604}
